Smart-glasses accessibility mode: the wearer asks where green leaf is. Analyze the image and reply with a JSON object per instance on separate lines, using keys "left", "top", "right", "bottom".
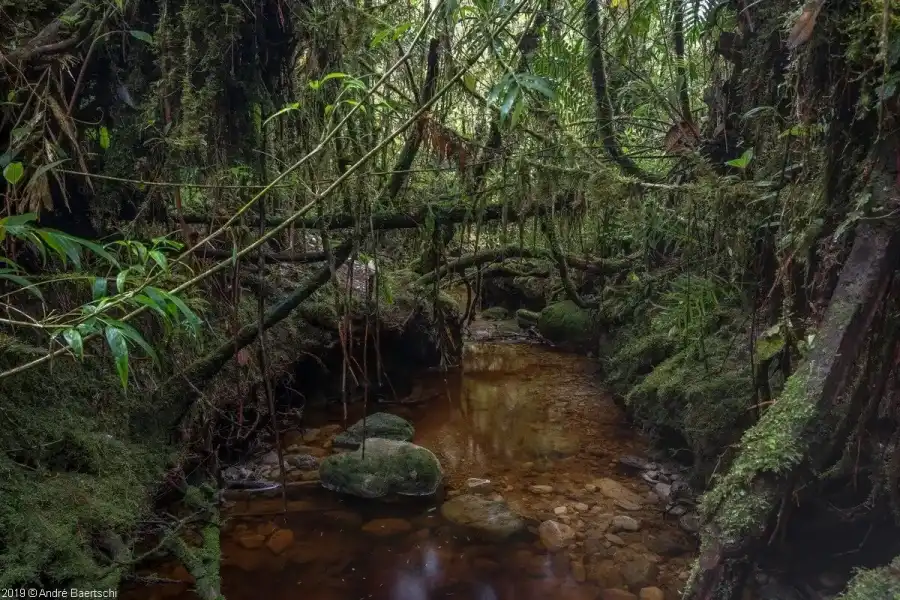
{"left": 105, "top": 326, "right": 129, "bottom": 390}
{"left": 112, "top": 321, "right": 159, "bottom": 365}
{"left": 62, "top": 328, "right": 84, "bottom": 359}
{"left": 92, "top": 277, "right": 107, "bottom": 301}
{"left": 132, "top": 293, "right": 170, "bottom": 319}
{"left": 0, "top": 271, "right": 43, "bottom": 301}
{"left": 725, "top": 148, "right": 754, "bottom": 169}
{"left": 116, "top": 268, "right": 129, "bottom": 293}
{"left": 67, "top": 236, "right": 119, "bottom": 267}
{"left": 129, "top": 30, "right": 154, "bottom": 44}
{"left": 37, "top": 230, "right": 80, "bottom": 268}
{"left": 262, "top": 102, "right": 301, "bottom": 128}
{"left": 98, "top": 126, "right": 110, "bottom": 150}
{"left": 149, "top": 250, "right": 168, "bottom": 271}
{"left": 167, "top": 293, "right": 202, "bottom": 332}
{"left": 3, "top": 162, "right": 24, "bottom": 185}
{"left": 500, "top": 83, "right": 520, "bottom": 121}
{"left": 518, "top": 75, "right": 555, "bottom": 101}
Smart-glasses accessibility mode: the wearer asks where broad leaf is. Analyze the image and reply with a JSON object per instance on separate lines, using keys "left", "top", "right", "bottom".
{"left": 3, "top": 162, "right": 24, "bottom": 185}
{"left": 129, "top": 30, "right": 154, "bottom": 44}
{"left": 62, "top": 328, "right": 84, "bottom": 359}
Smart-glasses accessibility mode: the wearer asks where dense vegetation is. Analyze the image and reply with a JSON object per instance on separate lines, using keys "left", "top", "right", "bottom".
{"left": 2, "top": 0, "right": 899, "bottom": 598}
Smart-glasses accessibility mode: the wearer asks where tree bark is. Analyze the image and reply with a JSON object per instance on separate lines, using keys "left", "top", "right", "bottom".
{"left": 688, "top": 223, "right": 900, "bottom": 600}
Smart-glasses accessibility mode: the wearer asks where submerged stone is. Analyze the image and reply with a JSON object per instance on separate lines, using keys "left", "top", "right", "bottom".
{"left": 332, "top": 412, "right": 415, "bottom": 449}
{"left": 440, "top": 494, "right": 525, "bottom": 540}
{"left": 319, "top": 438, "right": 442, "bottom": 499}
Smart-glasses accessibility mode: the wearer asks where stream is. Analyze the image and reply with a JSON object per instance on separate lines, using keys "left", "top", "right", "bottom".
{"left": 125, "top": 340, "right": 697, "bottom": 600}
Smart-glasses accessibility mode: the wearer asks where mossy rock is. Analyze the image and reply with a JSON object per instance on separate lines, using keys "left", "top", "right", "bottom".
{"left": 332, "top": 413, "right": 414, "bottom": 449}
{"left": 319, "top": 438, "right": 442, "bottom": 499}
{"left": 481, "top": 306, "right": 510, "bottom": 321}
{"left": 537, "top": 301, "right": 599, "bottom": 349}
{"left": 515, "top": 308, "right": 540, "bottom": 328}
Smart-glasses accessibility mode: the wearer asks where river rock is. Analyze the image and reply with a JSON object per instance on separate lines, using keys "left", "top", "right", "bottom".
{"left": 600, "top": 591, "right": 638, "bottom": 600}
{"left": 319, "top": 438, "right": 442, "bottom": 499}
{"left": 595, "top": 478, "right": 644, "bottom": 508}
{"left": 530, "top": 484, "right": 554, "bottom": 494}
{"left": 538, "top": 520, "right": 576, "bottom": 551}
{"left": 265, "top": 529, "right": 294, "bottom": 555}
{"left": 237, "top": 533, "right": 266, "bottom": 550}
{"left": 286, "top": 454, "right": 320, "bottom": 471}
{"left": 332, "top": 413, "right": 414, "bottom": 449}
{"left": 440, "top": 494, "right": 525, "bottom": 541}
{"left": 537, "top": 300, "right": 599, "bottom": 349}
{"left": 588, "top": 559, "right": 624, "bottom": 588}
{"left": 554, "top": 506, "right": 567, "bottom": 516}
{"left": 678, "top": 512, "right": 701, "bottom": 534}
{"left": 467, "top": 478, "right": 494, "bottom": 494}
{"left": 639, "top": 587, "right": 665, "bottom": 600}
{"left": 361, "top": 518, "right": 413, "bottom": 536}
{"left": 611, "top": 515, "right": 641, "bottom": 532}
{"left": 621, "top": 554, "right": 658, "bottom": 589}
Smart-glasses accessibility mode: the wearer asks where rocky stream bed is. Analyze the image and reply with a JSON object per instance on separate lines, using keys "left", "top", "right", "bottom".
{"left": 121, "top": 330, "right": 848, "bottom": 600}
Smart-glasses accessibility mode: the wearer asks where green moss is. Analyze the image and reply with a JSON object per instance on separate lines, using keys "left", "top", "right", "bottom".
{"left": 620, "top": 334, "right": 750, "bottom": 466}
{"left": 319, "top": 438, "right": 442, "bottom": 499}
{"left": 537, "top": 300, "right": 599, "bottom": 348}
{"left": 837, "top": 556, "right": 900, "bottom": 600}
{"left": 700, "top": 365, "right": 815, "bottom": 538}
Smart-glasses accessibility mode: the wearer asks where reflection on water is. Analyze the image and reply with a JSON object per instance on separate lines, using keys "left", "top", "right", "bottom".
{"left": 122, "top": 342, "right": 643, "bottom": 600}
{"left": 412, "top": 343, "right": 588, "bottom": 472}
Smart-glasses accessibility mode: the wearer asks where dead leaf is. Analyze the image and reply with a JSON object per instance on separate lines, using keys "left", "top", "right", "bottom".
{"left": 664, "top": 120, "right": 701, "bottom": 154}
{"left": 787, "top": 0, "right": 826, "bottom": 49}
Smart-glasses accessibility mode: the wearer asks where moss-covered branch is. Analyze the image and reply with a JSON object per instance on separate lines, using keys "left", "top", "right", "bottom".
{"left": 414, "top": 245, "right": 630, "bottom": 286}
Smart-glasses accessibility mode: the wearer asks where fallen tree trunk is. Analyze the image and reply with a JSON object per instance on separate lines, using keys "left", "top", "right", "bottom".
{"left": 688, "top": 223, "right": 900, "bottom": 600}
{"left": 415, "top": 245, "right": 630, "bottom": 286}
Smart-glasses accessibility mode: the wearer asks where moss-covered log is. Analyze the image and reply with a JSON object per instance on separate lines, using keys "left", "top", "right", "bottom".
{"left": 415, "top": 245, "right": 630, "bottom": 286}
{"left": 687, "top": 224, "right": 900, "bottom": 600}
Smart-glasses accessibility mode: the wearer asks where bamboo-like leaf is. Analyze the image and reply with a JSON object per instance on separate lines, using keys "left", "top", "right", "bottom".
{"left": 92, "top": 277, "right": 107, "bottom": 301}
{"left": 116, "top": 268, "right": 129, "bottom": 293}
{"left": 0, "top": 270, "right": 43, "bottom": 301}
{"left": 105, "top": 326, "right": 129, "bottom": 390}
{"left": 262, "top": 102, "right": 301, "bottom": 128}
{"left": 110, "top": 320, "right": 159, "bottom": 365}
{"left": 149, "top": 250, "right": 168, "bottom": 271}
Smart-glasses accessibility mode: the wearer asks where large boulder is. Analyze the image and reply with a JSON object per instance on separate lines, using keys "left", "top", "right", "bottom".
{"left": 537, "top": 300, "right": 599, "bottom": 350}
{"left": 319, "top": 438, "right": 442, "bottom": 499}
{"left": 440, "top": 494, "right": 525, "bottom": 541}
{"left": 333, "top": 412, "right": 414, "bottom": 449}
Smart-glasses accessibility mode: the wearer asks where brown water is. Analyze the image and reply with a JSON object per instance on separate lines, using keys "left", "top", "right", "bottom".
{"left": 125, "top": 341, "right": 695, "bottom": 600}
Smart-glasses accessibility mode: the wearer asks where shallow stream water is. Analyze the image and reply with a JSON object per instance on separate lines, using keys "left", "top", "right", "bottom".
{"left": 125, "top": 340, "right": 696, "bottom": 600}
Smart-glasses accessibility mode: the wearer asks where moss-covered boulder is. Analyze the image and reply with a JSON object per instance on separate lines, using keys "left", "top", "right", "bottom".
{"left": 537, "top": 300, "right": 600, "bottom": 349}
{"left": 332, "top": 412, "right": 414, "bottom": 449}
{"left": 319, "top": 438, "right": 442, "bottom": 499}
